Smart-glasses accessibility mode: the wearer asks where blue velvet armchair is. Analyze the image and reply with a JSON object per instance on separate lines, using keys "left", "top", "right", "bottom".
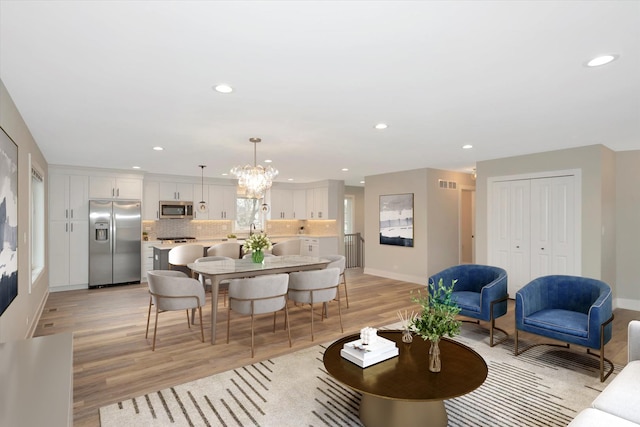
{"left": 429, "top": 264, "right": 508, "bottom": 346}
{"left": 515, "top": 275, "right": 614, "bottom": 382}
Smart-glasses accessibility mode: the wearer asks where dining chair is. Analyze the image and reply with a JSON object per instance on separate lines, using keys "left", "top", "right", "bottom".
{"left": 168, "top": 244, "right": 204, "bottom": 276}
{"left": 207, "top": 242, "right": 241, "bottom": 259}
{"left": 272, "top": 239, "right": 301, "bottom": 256}
{"left": 227, "top": 273, "right": 291, "bottom": 357}
{"left": 324, "top": 254, "right": 349, "bottom": 308}
{"left": 146, "top": 270, "right": 206, "bottom": 351}
{"left": 194, "top": 256, "right": 233, "bottom": 306}
{"left": 288, "top": 267, "right": 343, "bottom": 341}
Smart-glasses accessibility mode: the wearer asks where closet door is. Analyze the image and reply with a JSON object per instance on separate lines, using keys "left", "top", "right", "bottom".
{"left": 530, "top": 176, "right": 575, "bottom": 278}
{"left": 491, "top": 180, "right": 530, "bottom": 296}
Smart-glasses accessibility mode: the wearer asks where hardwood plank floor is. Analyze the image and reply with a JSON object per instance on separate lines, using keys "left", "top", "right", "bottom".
{"left": 34, "top": 270, "right": 639, "bottom": 426}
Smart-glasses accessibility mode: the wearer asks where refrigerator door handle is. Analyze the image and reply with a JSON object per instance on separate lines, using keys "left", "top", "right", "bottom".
{"left": 111, "top": 214, "right": 116, "bottom": 254}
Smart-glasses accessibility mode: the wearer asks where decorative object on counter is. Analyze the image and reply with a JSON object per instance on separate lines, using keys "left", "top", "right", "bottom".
{"left": 410, "top": 278, "right": 461, "bottom": 372}
{"left": 230, "top": 137, "right": 279, "bottom": 199}
{"left": 197, "top": 165, "right": 208, "bottom": 214}
{"left": 360, "top": 327, "right": 378, "bottom": 345}
{"left": 142, "top": 231, "right": 149, "bottom": 241}
{"left": 299, "top": 226, "right": 305, "bottom": 235}
{"left": 226, "top": 234, "right": 237, "bottom": 242}
{"left": 243, "top": 233, "right": 272, "bottom": 263}
{"left": 397, "top": 310, "right": 417, "bottom": 344}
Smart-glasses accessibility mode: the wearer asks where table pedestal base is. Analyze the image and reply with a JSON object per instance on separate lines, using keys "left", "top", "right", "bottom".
{"left": 359, "top": 394, "right": 447, "bottom": 427}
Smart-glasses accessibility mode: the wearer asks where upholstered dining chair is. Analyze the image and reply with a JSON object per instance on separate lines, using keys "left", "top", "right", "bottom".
{"left": 168, "top": 244, "right": 204, "bottom": 276}
{"left": 515, "top": 275, "right": 614, "bottom": 382}
{"left": 428, "top": 264, "right": 508, "bottom": 347}
{"left": 271, "top": 239, "right": 301, "bottom": 256}
{"left": 288, "top": 267, "right": 343, "bottom": 341}
{"left": 194, "top": 256, "right": 233, "bottom": 306}
{"left": 324, "top": 254, "right": 349, "bottom": 308}
{"left": 227, "top": 273, "right": 291, "bottom": 357}
{"left": 207, "top": 242, "right": 241, "bottom": 259}
{"left": 146, "top": 270, "right": 206, "bottom": 351}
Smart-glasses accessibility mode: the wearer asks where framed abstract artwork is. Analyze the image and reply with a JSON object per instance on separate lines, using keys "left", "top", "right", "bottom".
{"left": 0, "top": 128, "right": 18, "bottom": 316}
{"left": 379, "top": 193, "right": 414, "bottom": 247}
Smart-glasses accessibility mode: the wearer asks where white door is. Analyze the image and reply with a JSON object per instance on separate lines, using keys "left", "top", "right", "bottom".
{"left": 530, "top": 176, "right": 575, "bottom": 278}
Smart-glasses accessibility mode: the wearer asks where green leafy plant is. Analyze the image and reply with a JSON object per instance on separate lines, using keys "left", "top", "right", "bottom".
{"left": 227, "top": 234, "right": 237, "bottom": 239}
{"left": 410, "top": 278, "right": 461, "bottom": 342}
{"left": 242, "top": 233, "right": 272, "bottom": 253}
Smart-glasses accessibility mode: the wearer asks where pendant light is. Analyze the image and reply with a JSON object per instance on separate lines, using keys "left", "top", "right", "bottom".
{"left": 198, "top": 165, "right": 208, "bottom": 213}
{"left": 231, "top": 137, "right": 279, "bottom": 199}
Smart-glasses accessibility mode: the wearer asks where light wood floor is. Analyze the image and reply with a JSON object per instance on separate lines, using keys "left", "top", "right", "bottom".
{"left": 34, "top": 269, "right": 639, "bottom": 427}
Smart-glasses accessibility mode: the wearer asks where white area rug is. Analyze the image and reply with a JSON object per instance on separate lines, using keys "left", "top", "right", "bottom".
{"left": 100, "top": 324, "right": 620, "bottom": 426}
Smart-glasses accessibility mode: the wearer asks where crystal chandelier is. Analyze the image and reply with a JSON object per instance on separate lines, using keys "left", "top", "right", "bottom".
{"left": 231, "top": 137, "right": 278, "bottom": 199}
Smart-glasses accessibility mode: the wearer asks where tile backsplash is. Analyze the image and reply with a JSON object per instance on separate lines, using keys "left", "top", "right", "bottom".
{"left": 143, "top": 219, "right": 338, "bottom": 240}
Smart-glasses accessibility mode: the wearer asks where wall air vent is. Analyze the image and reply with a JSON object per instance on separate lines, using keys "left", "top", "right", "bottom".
{"left": 438, "top": 179, "right": 457, "bottom": 190}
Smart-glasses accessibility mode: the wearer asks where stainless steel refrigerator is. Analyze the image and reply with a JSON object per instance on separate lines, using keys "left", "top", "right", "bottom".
{"left": 89, "top": 200, "right": 141, "bottom": 288}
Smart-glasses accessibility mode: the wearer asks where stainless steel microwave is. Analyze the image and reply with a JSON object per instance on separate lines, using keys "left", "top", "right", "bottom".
{"left": 159, "top": 201, "right": 193, "bottom": 219}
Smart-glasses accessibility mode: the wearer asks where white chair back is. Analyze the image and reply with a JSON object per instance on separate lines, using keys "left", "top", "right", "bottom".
{"left": 272, "top": 239, "right": 301, "bottom": 256}
{"left": 288, "top": 268, "right": 340, "bottom": 304}
{"left": 207, "top": 242, "right": 241, "bottom": 259}
{"left": 228, "top": 274, "right": 289, "bottom": 315}
{"left": 168, "top": 244, "right": 204, "bottom": 266}
{"left": 324, "top": 255, "right": 346, "bottom": 274}
{"left": 147, "top": 270, "right": 205, "bottom": 311}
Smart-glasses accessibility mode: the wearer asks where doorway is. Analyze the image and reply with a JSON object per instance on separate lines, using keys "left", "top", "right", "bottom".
{"left": 460, "top": 188, "right": 475, "bottom": 264}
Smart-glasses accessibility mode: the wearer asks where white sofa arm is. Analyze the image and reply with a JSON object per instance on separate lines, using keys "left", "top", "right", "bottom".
{"left": 629, "top": 320, "right": 640, "bottom": 362}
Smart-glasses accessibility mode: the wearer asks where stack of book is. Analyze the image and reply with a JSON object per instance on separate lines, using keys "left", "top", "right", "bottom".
{"left": 340, "top": 336, "right": 399, "bottom": 368}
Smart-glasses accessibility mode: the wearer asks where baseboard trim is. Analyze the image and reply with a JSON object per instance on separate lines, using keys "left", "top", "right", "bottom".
{"left": 614, "top": 297, "right": 640, "bottom": 311}
{"left": 363, "top": 268, "right": 427, "bottom": 286}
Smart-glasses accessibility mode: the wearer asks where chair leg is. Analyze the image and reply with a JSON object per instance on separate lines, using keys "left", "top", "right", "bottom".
{"left": 152, "top": 307, "right": 160, "bottom": 351}
{"left": 341, "top": 272, "right": 349, "bottom": 308}
{"left": 250, "top": 312, "right": 255, "bottom": 358}
{"left": 145, "top": 296, "right": 152, "bottom": 339}
{"left": 310, "top": 302, "right": 315, "bottom": 341}
{"left": 337, "top": 290, "right": 344, "bottom": 333}
{"left": 226, "top": 306, "right": 231, "bottom": 344}
{"left": 186, "top": 310, "right": 191, "bottom": 329}
{"left": 197, "top": 307, "right": 204, "bottom": 343}
{"left": 273, "top": 312, "right": 277, "bottom": 333}
{"left": 284, "top": 303, "right": 292, "bottom": 348}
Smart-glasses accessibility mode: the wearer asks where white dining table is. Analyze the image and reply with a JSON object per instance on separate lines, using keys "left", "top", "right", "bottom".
{"left": 188, "top": 255, "right": 330, "bottom": 344}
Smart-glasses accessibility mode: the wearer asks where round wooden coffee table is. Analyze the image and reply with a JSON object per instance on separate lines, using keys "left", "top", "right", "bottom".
{"left": 323, "top": 330, "right": 488, "bottom": 427}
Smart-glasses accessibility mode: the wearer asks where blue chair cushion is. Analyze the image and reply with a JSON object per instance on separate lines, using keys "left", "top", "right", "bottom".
{"left": 524, "top": 309, "right": 589, "bottom": 338}
{"left": 452, "top": 291, "right": 481, "bottom": 314}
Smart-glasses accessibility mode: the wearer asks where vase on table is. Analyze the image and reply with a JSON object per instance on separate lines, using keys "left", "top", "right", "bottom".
{"left": 251, "top": 249, "right": 265, "bottom": 264}
{"left": 429, "top": 338, "right": 441, "bottom": 373}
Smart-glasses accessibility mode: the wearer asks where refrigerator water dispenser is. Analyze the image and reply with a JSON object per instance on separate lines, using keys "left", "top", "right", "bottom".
{"left": 95, "top": 221, "right": 109, "bottom": 241}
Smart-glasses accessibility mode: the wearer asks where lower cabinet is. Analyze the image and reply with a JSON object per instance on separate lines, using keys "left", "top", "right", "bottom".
{"left": 300, "top": 236, "right": 338, "bottom": 257}
{"left": 141, "top": 241, "right": 157, "bottom": 282}
{"left": 49, "top": 220, "right": 88, "bottom": 290}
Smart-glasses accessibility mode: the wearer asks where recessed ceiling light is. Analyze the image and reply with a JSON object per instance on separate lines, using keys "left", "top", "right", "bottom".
{"left": 221, "top": 172, "right": 228, "bottom": 176}
{"left": 342, "top": 168, "right": 349, "bottom": 172}
{"left": 132, "top": 166, "right": 141, "bottom": 169}
{"left": 287, "top": 178, "right": 294, "bottom": 181}
{"left": 462, "top": 144, "right": 473, "bottom": 149}
{"left": 374, "top": 123, "right": 388, "bottom": 130}
{"left": 214, "top": 84, "right": 233, "bottom": 93}
{"left": 360, "top": 180, "right": 365, "bottom": 184}
{"left": 586, "top": 55, "right": 618, "bottom": 67}
{"left": 153, "top": 146, "right": 164, "bottom": 151}
{"left": 265, "top": 159, "right": 272, "bottom": 163}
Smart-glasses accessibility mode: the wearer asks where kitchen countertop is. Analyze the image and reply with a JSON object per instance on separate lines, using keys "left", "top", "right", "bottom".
{"left": 148, "top": 235, "right": 337, "bottom": 250}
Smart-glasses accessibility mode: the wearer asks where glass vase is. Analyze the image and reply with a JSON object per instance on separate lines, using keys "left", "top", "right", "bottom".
{"left": 401, "top": 329, "right": 413, "bottom": 344}
{"left": 251, "top": 249, "right": 264, "bottom": 264}
{"left": 429, "top": 338, "right": 441, "bottom": 373}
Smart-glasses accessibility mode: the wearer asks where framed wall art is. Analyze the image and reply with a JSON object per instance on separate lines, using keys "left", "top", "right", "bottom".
{"left": 0, "top": 128, "right": 18, "bottom": 316}
{"left": 379, "top": 193, "right": 414, "bottom": 247}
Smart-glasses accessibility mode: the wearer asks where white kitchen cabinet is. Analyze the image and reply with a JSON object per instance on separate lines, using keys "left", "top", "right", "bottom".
{"left": 209, "top": 185, "right": 236, "bottom": 219}
{"left": 50, "top": 174, "right": 89, "bottom": 221}
{"left": 49, "top": 219, "right": 88, "bottom": 289}
{"left": 293, "top": 189, "right": 307, "bottom": 219}
{"left": 271, "top": 188, "right": 294, "bottom": 219}
{"left": 49, "top": 173, "right": 90, "bottom": 290}
{"left": 140, "top": 241, "right": 157, "bottom": 281}
{"left": 89, "top": 176, "right": 142, "bottom": 199}
{"left": 159, "top": 182, "right": 193, "bottom": 201}
{"left": 143, "top": 181, "right": 160, "bottom": 220}
{"left": 299, "top": 236, "right": 338, "bottom": 257}
{"left": 307, "top": 187, "right": 333, "bottom": 219}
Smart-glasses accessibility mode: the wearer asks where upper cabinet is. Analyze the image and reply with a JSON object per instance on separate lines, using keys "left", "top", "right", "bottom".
{"left": 143, "top": 181, "right": 160, "bottom": 220}
{"left": 159, "top": 182, "right": 193, "bottom": 201}
{"left": 209, "top": 185, "right": 236, "bottom": 219}
{"left": 50, "top": 174, "right": 89, "bottom": 221}
{"left": 270, "top": 188, "right": 307, "bottom": 219}
{"left": 307, "top": 186, "right": 331, "bottom": 219}
{"left": 89, "top": 176, "right": 142, "bottom": 200}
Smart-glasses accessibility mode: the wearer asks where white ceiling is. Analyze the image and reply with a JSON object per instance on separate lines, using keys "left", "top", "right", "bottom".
{"left": 1, "top": 1, "right": 639, "bottom": 186}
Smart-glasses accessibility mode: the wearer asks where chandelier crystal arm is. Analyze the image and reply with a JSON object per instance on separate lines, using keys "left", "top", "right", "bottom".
{"left": 231, "top": 138, "right": 278, "bottom": 199}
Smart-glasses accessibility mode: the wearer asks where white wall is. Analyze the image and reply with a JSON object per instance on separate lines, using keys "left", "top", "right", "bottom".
{"left": 0, "top": 79, "right": 49, "bottom": 342}
{"left": 615, "top": 150, "right": 640, "bottom": 310}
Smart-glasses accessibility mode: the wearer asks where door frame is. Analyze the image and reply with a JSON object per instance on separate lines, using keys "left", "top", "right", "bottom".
{"left": 487, "top": 168, "right": 582, "bottom": 277}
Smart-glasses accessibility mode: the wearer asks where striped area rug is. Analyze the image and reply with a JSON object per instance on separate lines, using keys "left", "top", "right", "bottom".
{"left": 99, "top": 325, "right": 620, "bottom": 426}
